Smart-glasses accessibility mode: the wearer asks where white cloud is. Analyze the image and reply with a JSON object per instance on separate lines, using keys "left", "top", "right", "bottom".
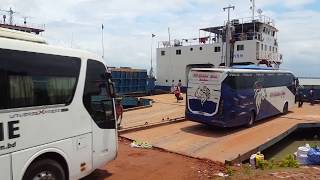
{"left": 1, "top": 0, "right": 320, "bottom": 76}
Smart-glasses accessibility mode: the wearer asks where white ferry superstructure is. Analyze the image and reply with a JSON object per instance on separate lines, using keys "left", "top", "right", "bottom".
{"left": 156, "top": 15, "right": 282, "bottom": 90}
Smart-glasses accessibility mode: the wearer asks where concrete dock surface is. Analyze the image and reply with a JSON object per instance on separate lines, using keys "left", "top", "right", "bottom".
{"left": 120, "top": 95, "right": 320, "bottom": 162}
{"left": 120, "top": 94, "right": 185, "bottom": 129}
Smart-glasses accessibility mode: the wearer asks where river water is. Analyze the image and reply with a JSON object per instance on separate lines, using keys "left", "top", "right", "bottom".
{"left": 262, "top": 127, "right": 320, "bottom": 161}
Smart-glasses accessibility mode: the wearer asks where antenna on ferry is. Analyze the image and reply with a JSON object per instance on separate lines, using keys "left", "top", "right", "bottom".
{"left": 257, "top": 8, "right": 263, "bottom": 20}
{"left": 0, "top": 7, "right": 18, "bottom": 25}
{"left": 150, "top": 34, "right": 156, "bottom": 78}
{"left": 223, "top": 5, "right": 235, "bottom": 67}
{"left": 250, "top": 0, "right": 255, "bottom": 21}
{"left": 168, "top": 27, "right": 171, "bottom": 47}
{"left": 101, "top": 24, "right": 105, "bottom": 60}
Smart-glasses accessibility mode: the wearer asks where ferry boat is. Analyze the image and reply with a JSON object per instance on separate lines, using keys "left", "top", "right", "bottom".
{"left": 155, "top": 5, "right": 282, "bottom": 91}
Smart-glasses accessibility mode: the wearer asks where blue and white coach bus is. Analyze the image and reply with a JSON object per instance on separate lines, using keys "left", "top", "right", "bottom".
{"left": 0, "top": 27, "right": 117, "bottom": 180}
{"left": 186, "top": 67, "right": 296, "bottom": 127}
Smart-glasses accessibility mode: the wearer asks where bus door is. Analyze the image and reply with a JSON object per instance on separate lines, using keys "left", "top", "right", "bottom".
{"left": 187, "top": 69, "right": 225, "bottom": 117}
{"left": 83, "top": 60, "right": 117, "bottom": 168}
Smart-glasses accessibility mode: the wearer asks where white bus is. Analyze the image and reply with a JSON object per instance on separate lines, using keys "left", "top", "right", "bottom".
{"left": 186, "top": 66, "right": 296, "bottom": 127}
{"left": 0, "top": 28, "right": 117, "bottom": 180}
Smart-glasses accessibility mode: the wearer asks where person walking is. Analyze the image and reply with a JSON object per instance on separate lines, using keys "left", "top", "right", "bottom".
{"left": 174, "top": 86, "right": 182, "bottom": 103}
{"left": 115, "top": 99, "right": 124, "bottom": 128}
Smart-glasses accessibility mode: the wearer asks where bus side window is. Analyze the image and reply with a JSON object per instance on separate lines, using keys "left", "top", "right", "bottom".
{"left": 0, "top": 49, "right": 80, "bottom": 110}
{"left": 83, "top": 60, "right": 116, "bottom": 129}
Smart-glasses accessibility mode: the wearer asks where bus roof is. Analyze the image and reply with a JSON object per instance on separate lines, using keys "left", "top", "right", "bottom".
{"left": 0, "top": 28, "right": 102, "bottom": 63}
{"left": 231, "top": 65, "right": 274, "bottom": 70}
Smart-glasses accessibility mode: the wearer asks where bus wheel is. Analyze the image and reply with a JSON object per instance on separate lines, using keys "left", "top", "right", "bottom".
{"left": 283, "top": 102, "right": 288, "bottom": 115}
{"left": 246, "top": 111, "right": 255, "bottom": 127}
{"left": 23, "top": 159, "right": 66, "bottom": 180}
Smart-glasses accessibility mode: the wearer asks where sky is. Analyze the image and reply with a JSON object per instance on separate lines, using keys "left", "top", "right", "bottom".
{"left": 2, "top": 0, "right": 320, "bottom": 77}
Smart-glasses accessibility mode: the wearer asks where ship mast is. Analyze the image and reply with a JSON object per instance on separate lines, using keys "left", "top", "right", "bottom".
{"left": 0, "top": 8, "right": 44, "bottom": 34}
{"left": 0, "top": 7, "right": 17, "bottom": 25}
{"left": 250, "top": 0, "right": 255, "bottom": 21}
{"left": 223, "top": 5, "right": 235, "bottom": 67}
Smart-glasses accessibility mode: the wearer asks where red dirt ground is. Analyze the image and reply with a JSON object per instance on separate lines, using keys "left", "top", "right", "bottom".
{"left": 83, "top": 137, "right": 320, "bottom": 180}
{"left": 83, "top": 137, "right": 225, "bottom": 180}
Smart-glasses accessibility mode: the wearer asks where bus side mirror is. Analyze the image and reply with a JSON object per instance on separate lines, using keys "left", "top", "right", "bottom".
{"left": 105, "top": 72, "right": 112, "bottom": 79}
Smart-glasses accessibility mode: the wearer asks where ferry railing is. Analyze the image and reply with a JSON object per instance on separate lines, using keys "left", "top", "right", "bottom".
{"left": 157, "top": 37, "right": 218, "bottom": 48}
{"left": 0, "top": 20, "right": 45, "bottom": 31}
{"left": 233, "top": 32, "right": 263, "bottom": 41}
{"left": 157, "top": 32, "right": 265, "bottom": 48}
{"left": 226, "top": 15, "right": 275, "bottom": 27}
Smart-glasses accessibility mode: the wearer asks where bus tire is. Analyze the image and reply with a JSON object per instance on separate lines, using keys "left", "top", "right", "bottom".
{"left": 283, "top": 102, "right": 288, "bottom": 115}
{"left": 23, "top": 159, "right": 66, "bottom": 180}
{"left": 246, "top": 111, "right": 255, "bottom": 127}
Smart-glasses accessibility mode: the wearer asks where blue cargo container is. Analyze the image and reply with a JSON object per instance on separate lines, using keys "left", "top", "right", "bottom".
{"left": 110, "top": 67, "right": 151, "bottom": 95}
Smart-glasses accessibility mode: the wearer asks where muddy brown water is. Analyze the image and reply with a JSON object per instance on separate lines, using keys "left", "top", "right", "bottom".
{"left": 263, "top": 127, "right": 320, "bottom": 161}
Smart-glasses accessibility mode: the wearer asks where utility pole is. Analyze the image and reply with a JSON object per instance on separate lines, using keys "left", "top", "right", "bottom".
{"left": 250, "top": 0, "right": 256, "bottom": 21}
{"left": 150, "top": 34, "right": 156, "bottom": 78}
{"left": 223, "top": 5, "right": 235, "bottom": 67}
{"left": 9, "top": 8, "right": 14, "bottom": 25}
{"left": 101, "top": 24, "right": 105, "bottom": 59}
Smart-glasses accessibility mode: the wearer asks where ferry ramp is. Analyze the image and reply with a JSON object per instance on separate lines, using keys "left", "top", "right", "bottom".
{"left": 120, "top": 102, "right": 320, "bottom": 163}
{"left": 120, "top": 94, "right": 185, "bottom": 130}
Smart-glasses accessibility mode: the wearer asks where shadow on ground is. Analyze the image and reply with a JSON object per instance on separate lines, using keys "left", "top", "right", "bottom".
{"left": 180, "top": 113, "right": 289, "bottom": 138}
{"left": 81, "top": 169, "right": 112, "bottom": 180}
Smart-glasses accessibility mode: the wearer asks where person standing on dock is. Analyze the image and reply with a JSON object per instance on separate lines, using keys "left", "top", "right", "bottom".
{"left": 170, "top": 81, "right": 175, "bottom": 93}
{"left": 178, "top": 80, "right": 182, "bottom": 89}
{"left": 297, "top": 90, "right": 304, "bottom": 108}
{"left": 116, "top": 99, "right": 124, "bottom": 128}
{"left": 309, "top": 86, "right": 315, "bottom": 105}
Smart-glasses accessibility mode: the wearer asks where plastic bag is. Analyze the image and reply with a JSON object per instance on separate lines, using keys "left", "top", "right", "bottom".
{"left": 307, "top": 147, "right": 320, "bottom": 165}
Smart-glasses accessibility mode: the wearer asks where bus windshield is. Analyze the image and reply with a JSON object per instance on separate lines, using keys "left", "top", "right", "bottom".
{"left": 187, "top": 69, "right": 225, "bottom": 117}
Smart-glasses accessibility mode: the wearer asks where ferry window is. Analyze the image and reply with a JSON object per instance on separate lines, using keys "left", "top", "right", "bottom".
{"left": 161, "top": 51, "right": 166, "bottom": 56}
{"left": 237, "top": 45, "right": 244, "bottom": 51}
{"left": 214, "top": 46, "right": 221, "bottom": 52}
{"left": 190, "top": 48, "right": 193, "bottom": 51}
{"left": 83, "top": 60, "right": 115, "bottom": 129}
{"left": 176, "top": 49, "right": 181, "bottom": 55}
{"left": 0, "top": 49, "right": 80, "bottom": 110}
{"left": 199, "top": 47, "right": 203, "bottom": 51}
